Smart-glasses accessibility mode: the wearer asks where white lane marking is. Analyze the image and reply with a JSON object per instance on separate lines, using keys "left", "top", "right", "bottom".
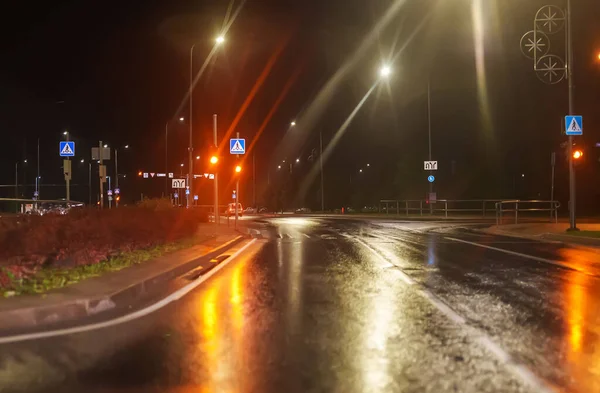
{"left": 352, "top": 236, "right": 556, "bottom": 393}
{"left": 285, "top": 233, "right": 294, "bottom": 239}
{"left": 354, "top": 237, "right": 414, "bottom": 285}
{"left": 444, "top": 236, "right": 587, "bottom": 274}
{"left": 302, "top": 233, "right": 311, "bottom": 239}
{"left": 0, "top": 239, "right": 258, "bottom": 345}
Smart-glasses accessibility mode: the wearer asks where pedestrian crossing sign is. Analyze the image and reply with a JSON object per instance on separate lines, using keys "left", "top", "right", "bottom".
{"left": 565, "top": 115, "right": 583, "bottom": 136}
{"left": 230, "top": 138, "right": 246, "bottom": 154}
{"left": 59, "top": 141, "right": 75, "bottom": 157}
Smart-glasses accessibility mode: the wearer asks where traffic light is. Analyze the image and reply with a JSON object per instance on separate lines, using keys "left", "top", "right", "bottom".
{"left": 235, "top": 165, "right": 242, "bottom": 173}
{"left": 138, "top": 171, "right": 142, "bottom": 176}
{"left": 573, "top": 149, "right": 583, "bottom": 160}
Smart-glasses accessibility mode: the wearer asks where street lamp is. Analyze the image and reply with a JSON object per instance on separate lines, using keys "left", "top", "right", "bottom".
{"left": 210, "top": 156, "right": 218, "bottom": 165}
{"left": 379, "top": 65, "right": 392, "bottom": 78}
{"left": 165, "top": 116, "right": 184, "bottom": 195}
{"left": 196, "top": 155, "right": 200, "bottom": 160}
{"left": 296, "top": 158, "right": 300, "bottom": 163}
{"left": 189, "top": 38, "right": 225, "bottom": 209}
{"left": 290, "top": 121, "right": 296, "bottom": 127}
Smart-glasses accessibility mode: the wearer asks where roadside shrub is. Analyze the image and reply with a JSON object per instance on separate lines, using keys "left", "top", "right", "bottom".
{"left": 0, "top": 204, "right": 208, "bottom": 273}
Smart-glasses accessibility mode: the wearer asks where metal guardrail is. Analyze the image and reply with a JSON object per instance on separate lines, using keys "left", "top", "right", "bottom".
{"left": 379, "top": 199, "right": 503, "bottom": 218}
{"left": 495, "top": 200, "right": 560, "bottom": 225}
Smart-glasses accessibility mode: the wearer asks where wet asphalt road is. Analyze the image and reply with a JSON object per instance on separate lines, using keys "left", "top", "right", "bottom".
{"left": 1, "top": 217, "right": 600, "bottom": 393}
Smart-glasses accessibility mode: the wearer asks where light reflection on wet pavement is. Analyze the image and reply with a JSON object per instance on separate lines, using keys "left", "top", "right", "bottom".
{"left": 0, "top": 217, "right": 599, "bottom": 393}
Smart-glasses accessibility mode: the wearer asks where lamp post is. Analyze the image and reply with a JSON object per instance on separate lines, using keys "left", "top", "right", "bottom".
{"left": 189, "top": 36, "right": 225, "bottom": 208}
{"left": 165, "top": 117, "right": 184, "bottom": 196}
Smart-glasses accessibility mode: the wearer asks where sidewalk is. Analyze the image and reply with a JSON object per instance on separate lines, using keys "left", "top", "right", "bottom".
{"left": 483, "top": 223, "right": 600, "bottom": 249}
{"left": 0, "top": 224, "right": 246, "bottom": 333}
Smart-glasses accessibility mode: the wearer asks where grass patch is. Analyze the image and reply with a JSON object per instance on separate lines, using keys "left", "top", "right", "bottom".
{"left": 2, "top": 237, "right": 200, "bottom": 297}
{"left": 564, "top": 230, "right": 600, "bottom": 239}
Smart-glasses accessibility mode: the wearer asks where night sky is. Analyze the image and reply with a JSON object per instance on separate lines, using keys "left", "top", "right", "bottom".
{"left": 1, "top": 0, "right": 599, "bottom": 211}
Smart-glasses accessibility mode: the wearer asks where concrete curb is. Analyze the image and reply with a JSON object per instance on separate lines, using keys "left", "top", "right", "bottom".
{"left": 477, "top": 227, "right": 600, "bottom": 251}
{"left": 0, "top": 235, "right": 246, "bottom": 333}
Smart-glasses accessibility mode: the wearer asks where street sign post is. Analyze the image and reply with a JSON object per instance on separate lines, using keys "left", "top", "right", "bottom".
{"left": 565, "top": 115, "right": 582, "bottom": 135}
{"left": 230, "top": 138, "right": 246, "bottom": 154}
{"left": 114, "top": 188, "right": 120, "bottom": 195}
{"left": 424, "top": 161, "right": 438, "bottom": 170}
{"left": 59, "top": 141, "right": 75, "bottom": 157}
{"left": 427, "top": 175, "right": 435, "bottom": 183}
{"left": 107, "top": 190, "right": 113, "bottom": 196}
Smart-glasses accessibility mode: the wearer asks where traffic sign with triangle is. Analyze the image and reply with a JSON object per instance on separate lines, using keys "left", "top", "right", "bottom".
{"left": 565, "top": 115, "right": 583, "bottom": 136}
{"left": 230, "top": 138, "right": 246, "bottom": 154}
{"left": 59, "top": 141, "right": 75, "bottom": 157}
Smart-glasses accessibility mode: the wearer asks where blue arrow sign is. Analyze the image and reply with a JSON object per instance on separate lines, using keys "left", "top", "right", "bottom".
{"left": 59, "top": 141, "right": 75, "bottom": 157}
{"left": 428, "top": 175, "right": 435, "bottom": 183}
{"left": 114, "top": 188, "right": 120, "bottom": 195}
{"left": 185, "top": 189, "right": 190, "bottom": 195}
{"left": 565, "top": 115, "right": 583, "bottom": 136}
{"left": 230, "top": 138, "right": 246, "bottom": 154}
{"left": 174, "top": 192, "right": 179, "bottom": 198}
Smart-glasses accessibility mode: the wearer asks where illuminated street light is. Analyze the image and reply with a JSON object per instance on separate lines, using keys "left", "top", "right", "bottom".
{"left": 180, "top": 163, "right": 184, "bottom": 167}
{"left": 124, "top": 145, "right": 129, "bottom": 149}
{"left": 210, "top": 156, "right": 218, "bottom": 165}
{"left": 379, "top": 65, "right": 392, "bottom": 78}
{"left": 235, "top": 165, "right": 242, "bottom": 173}
{"left": 291, "top": 121, "right": 296, "bottom": 127}
{"left": 573, "top": 150, "right": 583, "bottom": 159}
{"left": 63, "top": 131, "right": 68, "bottom": 136}
{"left": 196, "top": 155, "right": 200, "bottom": 160}
{"left": 296, "top": 158, "right": 300, "bottom": 163}
{"left": 103, "top": 144, "right": 108, "bottom": 148}
{"left": 216, "top": 35, "right": 225, "bottom": 45}
{"left": 277, "top": 165, "right": 281, "bottom": 169}
{"left": 359, "top": 169, "right": 363, "bottom": 173}
{"left": 24, "top": 159, "right": 28, "bottom": 163}
{"left": 366, "top": 163, "right": 370, "bottom": 167}
{"left": 80, "top": 159, "right": 85, "bottom": 163}
{"left": 179, "top": 117, "right": 184, "bottom": 122}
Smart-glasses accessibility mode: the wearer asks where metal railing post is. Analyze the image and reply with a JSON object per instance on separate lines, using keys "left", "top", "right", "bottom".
{"left": 420, "top": 201, "right": 423, "bottom": 216}
{"left": 445, "top": 201, "right": 448, "bottom": 218}
{"left": 515, "top": 201, "right": 518, "bottom": 224}
{"left": 385, "top": 201, "right": 389, "bottom": 214}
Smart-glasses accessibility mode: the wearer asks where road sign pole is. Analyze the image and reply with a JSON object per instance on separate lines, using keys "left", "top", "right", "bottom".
{"left": 115, "top": 149, "right": 119, "bottom": 208}
{"left": 213, "top": 114, "right": 219, "bottom": 226}
{"left": 235, "top": 132, "right": 239, "bottom": 229}
{"left": 99, "top": 140, "right": 104, "bottom": 209}
{"left": 567, "top": 0, "right": 577, "bottom": 230}
{"left": 427, "top": 81, "right": 433, "bottom": 214}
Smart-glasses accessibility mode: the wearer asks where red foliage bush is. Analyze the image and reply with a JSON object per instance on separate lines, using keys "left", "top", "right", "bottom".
{"left": 0, "top": 205, "right": 208, "bottom": 269}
